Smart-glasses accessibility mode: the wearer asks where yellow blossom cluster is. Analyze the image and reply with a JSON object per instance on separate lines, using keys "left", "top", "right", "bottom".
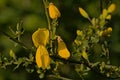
{"left": 32, "top": 3, "right": 71, "bottom": 69}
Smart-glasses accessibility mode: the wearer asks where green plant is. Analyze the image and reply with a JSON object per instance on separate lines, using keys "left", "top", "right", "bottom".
{"left": 0, "top": 0, "right": 120, "bottom": 80}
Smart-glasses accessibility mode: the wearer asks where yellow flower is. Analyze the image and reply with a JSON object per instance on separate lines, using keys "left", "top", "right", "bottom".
{"left": 36, "top": 45, "right": 50, "bottom": 69}
{"left": 48, "top": 3, "right": 61, "bottom": 19}
{"left": 58, "top": 36, "right": 70, "bottom": 59}
{"left": 32, "top": 28, "right": 49, "bottom": 48}
{"left": 106, "top": 15, "right": 111, "bottom": 20}
{"left": 79, "top": 7, "right": 89, "bottom": 19}
{"left": 108, "top": 3, "right": 116, "bottom": 13}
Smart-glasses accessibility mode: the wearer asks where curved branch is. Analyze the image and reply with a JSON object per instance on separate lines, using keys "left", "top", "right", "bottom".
{"left": 50, "top": 55, "right": 120, "bottom": 80}
{"left": 1, "top": 31, "right": 32, "bottom": 52}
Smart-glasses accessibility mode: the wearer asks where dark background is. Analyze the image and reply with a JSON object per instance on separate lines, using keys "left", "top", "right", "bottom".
{"left": 0, "top": 0, "right": 120, "bottom": 80}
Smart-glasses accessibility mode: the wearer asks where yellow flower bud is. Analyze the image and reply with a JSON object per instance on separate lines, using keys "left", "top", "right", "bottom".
{"left": 82, "top": 50, "right": 89, "bottom": 62}
{"left": 108, "top": 3, "right": 116, "bottom": 13}
{"left": 91, "top": 18, "right": 99, "bottom": 26}
{"left": 36, "top": 45, "right": 50, "bottom": 69}
{"left": 74, "top": 40, "right": 82, "bottom": 45}
{"left": 99, "top": 31, "right": 103, "bottom": 37}
{"left": 107, "top": 27, "right": 112, "bottom": 33}
{"left": 79, "top": 7, "right": 89, "bottom": 19}
{"left": 77, "top": 30, "right": 83, "bottom": 36}
{"left": 58, "top": 36, "right": 70, "bottom": 59}
{"left": 9, "top": 49, "right": 16, "bottom": 59}
{"left": 48, "top": 3, "right": 61, "bottom": 19}
{"left": 106, "top": 15, "right": 111, "bottom": 20}
{"left": 32, "top": 28, "right": 49, "bottom": 48}
{"left": 102, "top": 9, "right": 108, "bottom": 18}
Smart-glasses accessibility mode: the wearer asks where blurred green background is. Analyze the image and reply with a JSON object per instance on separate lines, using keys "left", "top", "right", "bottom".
{"left": 0, "top": 0, "right": 120, "bottom": 80}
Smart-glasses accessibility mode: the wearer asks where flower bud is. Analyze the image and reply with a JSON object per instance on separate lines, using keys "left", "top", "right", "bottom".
{"left": 48, "top": 3, "right": 61, "bottom": 19}
{"left": 108, "top": 3, "right": 116, "bottom": 13}
{"left": 9, "top": 49, "right": 16, "bottom": 59}
{"left": 79, "top": 7, "right": 89, "bottom": 19}
{"left": 106, "top": 15, "right": 111, "bottom": 20}
{"left": 102, "top": 9, "right": 108, "bottom": 18}
{"left": 82, "top": 50, "right": 89, "bottom": 62}
{"left": 99, "top": 27, "right": 112, "bottom": 37}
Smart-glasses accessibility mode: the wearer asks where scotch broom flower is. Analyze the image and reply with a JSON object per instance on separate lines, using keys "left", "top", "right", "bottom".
{"left": 57, "top": 36, "right": 70, "bottom": 59}
{"left": 79, "top": 7, "right": 89, "bottom": 19}
{"left": 48, "top": 3, "right": 61, "bottom": 19}
{"left": 108, "top": 3, "right": 116, "bottom": 13}
{"left": 36, "top": 45, "right": 50, "bottom": 69}
{"left": 32, "top": 28, "right": 49, "bottom": 48}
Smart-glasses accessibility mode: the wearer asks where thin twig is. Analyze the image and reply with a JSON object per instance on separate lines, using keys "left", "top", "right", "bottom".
{"left": 43, "top": 0, "right": 51, "bottom": 30}
{"left": 1, "top": 31, "right": 31, "bottom": 52}
{"left": 50, "top": 55, "right": 120, "bottom": 80}
{"left": 47, "top": 75, "right": 72, "bottom": 80}
{"left": 43, "top": 0, "right": 53, "bottom": 54}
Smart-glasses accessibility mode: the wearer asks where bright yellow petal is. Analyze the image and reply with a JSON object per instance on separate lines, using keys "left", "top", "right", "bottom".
{"left": 48, "top": 3, "right": 61, "bottom": 19}
{"left": 36, "top": 46, "right": 43, "bottom": 68}
{"left": 32, "top": 28, "right": 49, "bottom": 47}
{"left": 58, "top": 47, "right": 70, "bottom": 59}
{"left": 36, "top": 45, "right": 50, "bottom": 69}
{"left": 58, "top": 36, "right": 70, "bottom": 59}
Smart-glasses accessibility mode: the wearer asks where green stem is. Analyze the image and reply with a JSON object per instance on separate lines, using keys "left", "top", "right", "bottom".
{"left": 50, "top": 55, "right": 120, "bottom": 79}
{"left": 43, "top": 0, "right": 51, "bottom": 30}
{"left": 47, "top": 75, "right": 72, "bottom": 80}
{"left": 43, "top": 0, "right": 53, "bottom": 54}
